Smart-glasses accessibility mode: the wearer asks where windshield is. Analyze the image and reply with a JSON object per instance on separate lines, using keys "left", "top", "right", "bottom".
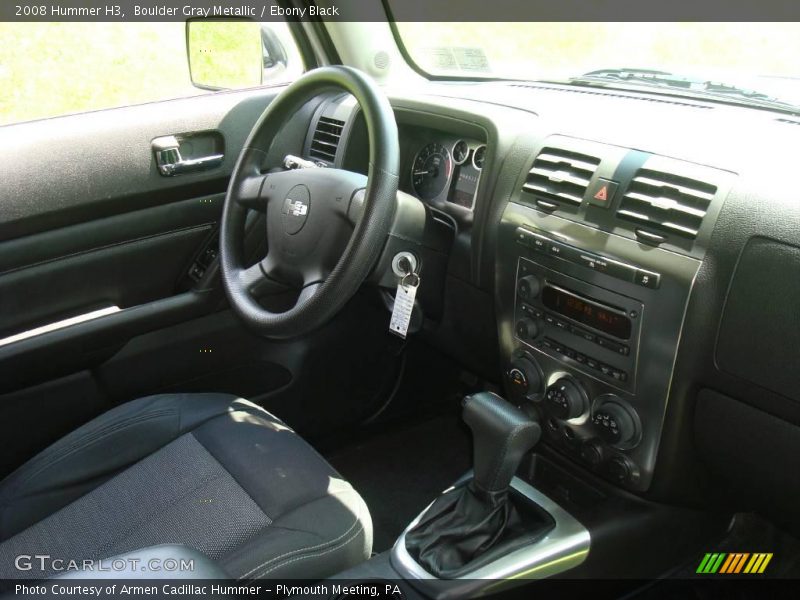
{"left": 392, "top": 22, "right": 800, "bottom": 108}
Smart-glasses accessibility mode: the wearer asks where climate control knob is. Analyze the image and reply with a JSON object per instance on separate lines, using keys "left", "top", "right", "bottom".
{"left": 544, "top": 377, "right": 587, "bottom": 420}
{"left": 607, "top": 456, "right": 638, "bottom": 485}
{"left": 517, "top": 275, "right": 541, "bottom": 302}
{"left": 515, "top": 318, "right": 541, "bottom": 341}
{"left": 579, "top": 441, "right": 606, "bottom": 468}
{"left": 507, "top": 354, "right": 543, "bottom": 403}
{"left": 592, "top": 400, "right": 639, "bottom": 448}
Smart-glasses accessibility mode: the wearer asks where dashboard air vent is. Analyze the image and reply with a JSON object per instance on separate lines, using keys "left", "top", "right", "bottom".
{"left": 309, "top": 116, "right": 345, "bottom": 162}
{"left": 616, "top": 169, "right": 717, "bottom": 240}
{"left": 522, "top": 148, "right": 601, "bottom": 208}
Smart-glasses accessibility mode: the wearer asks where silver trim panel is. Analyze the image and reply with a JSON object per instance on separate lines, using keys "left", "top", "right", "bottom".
{"left": 391, "top": 476, "right": 590, "bottom": 598}
{"left": 0, "top": 306, "right": 121, "bottom": 348}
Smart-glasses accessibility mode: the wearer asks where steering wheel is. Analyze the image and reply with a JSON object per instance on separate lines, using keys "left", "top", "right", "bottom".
{"left": 219, "top": 66, "right": 400, "bottom": 339}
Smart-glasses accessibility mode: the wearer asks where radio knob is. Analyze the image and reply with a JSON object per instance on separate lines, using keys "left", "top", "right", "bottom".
{"left": 517, "top": 275, "right": 541, "bottom": 301}
{"left": 515, "top": 318, "right": 541, "bottom": 341}
{"left": 507, "top": 354, "right": 542, "bottom": 403}
{"left": 544, "top": 377, "right": 587, "bottom": 420}
{"left": 592, "top": 401, "right": 638, "bottom": 447}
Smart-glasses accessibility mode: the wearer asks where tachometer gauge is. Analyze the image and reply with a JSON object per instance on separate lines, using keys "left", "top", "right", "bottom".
{"left": 412, "top": 143, "right": 452, "bottom": 200}
{"left": 472, "top": 144, "right": 487, "bottom": 170}
{"left": 452, "top": 140, "right": 469, "bottom": 165}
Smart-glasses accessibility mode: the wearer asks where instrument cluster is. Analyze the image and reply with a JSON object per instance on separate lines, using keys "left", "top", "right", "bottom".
{"left": 410, "top": 139, "right": 485, "bottom": 210}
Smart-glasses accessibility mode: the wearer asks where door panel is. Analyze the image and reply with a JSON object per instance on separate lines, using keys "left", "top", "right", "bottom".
{"left": 0, "top": 216, "right": 214, "bottom": 337}
{"left": 0, "top": 194, "right": 222, "bottom": 275}
{"left": 0, "top": 86, "right": 324, "bottom": 475}
{"left": 0, "top": 86, "right": 318, "bottom": 373}
{"left": 0, "top": 89, "right": 281, "bottom": 389}
{"left": 0, "top": 89, "right": 282, "bottom": 240}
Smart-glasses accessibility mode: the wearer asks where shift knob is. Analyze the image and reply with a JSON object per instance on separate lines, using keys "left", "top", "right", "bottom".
{"left": 462, "top": 392, "right": 541, "bottom": 494}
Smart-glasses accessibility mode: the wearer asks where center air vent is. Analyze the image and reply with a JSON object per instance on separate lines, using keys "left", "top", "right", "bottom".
{"left": 309, "top": 116, "right": 345, "bottom": 163}
{"left": 522, "top": 148, "right": 600, "bottom": 208}
{"left": 616, "top": 169, "right": 716, "bottom": 240}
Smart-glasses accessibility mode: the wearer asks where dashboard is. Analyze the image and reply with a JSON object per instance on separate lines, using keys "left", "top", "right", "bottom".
{"left": 303, "top": 94, "right": 487, "bottom": 219}
{"left": 299, "top": 82, "right": 800, "bottom": 532}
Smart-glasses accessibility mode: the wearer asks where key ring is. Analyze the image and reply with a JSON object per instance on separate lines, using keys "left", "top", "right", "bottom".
{"left": 401, "top": 272, "right": 420, "bottom": 289}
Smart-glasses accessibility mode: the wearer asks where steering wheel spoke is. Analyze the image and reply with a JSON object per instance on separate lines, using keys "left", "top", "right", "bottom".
{"left": 233, "top": 173, "right": 270, "bottom": 212}
{"left": 297, "top": 281, "right": 323, "bottom": 306}
{"left": 237, "top": 261, "right": 291, "bottom": 297}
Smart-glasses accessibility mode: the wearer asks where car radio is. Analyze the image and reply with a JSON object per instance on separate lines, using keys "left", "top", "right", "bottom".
{"left": 514, "top": 256, "right": 643, "bottom": 393}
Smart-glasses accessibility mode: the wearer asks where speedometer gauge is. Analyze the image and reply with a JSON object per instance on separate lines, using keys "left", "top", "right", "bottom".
{"left": 412, "top": 143, "right": 452, "bottom": 201}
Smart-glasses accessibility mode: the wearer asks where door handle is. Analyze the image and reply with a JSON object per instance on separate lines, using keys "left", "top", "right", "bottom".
{"left": 152, "top": 135, "right": 223, "bottom": 176}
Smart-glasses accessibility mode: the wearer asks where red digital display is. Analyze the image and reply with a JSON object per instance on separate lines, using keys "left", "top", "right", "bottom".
{"left": 542, "top": 286, "right": 631, "bottom": 340}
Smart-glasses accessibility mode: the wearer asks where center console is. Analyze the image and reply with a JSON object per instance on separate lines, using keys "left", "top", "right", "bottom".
{"left": 384, "top": 390, "right": 726, "bottom": 597}
{"left": 389, "top": 392, "right": 591, "bottom": 597}
{"left": 503, "top": 221, "right": 695, "bottom": 491}
{"left": 496, "top": 136, "right": 733, "bottom": 491}
{"left": 340, "top": 136, "right": 735, "bottom": 597}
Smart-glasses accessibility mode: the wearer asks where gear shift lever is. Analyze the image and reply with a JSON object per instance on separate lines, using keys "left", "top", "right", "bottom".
{"left": 405, "top": 392, "right": 550, "bottom": 578}
{"left": 463, "top": 392, "right": 541, "bottom": 494}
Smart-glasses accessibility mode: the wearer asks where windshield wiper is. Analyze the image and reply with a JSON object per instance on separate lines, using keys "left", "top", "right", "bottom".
{"left": 567, "top": 67, "right": 800, "bottom": 113}
{"left": 580, "top": 68, "right": 773, "bottom": 98}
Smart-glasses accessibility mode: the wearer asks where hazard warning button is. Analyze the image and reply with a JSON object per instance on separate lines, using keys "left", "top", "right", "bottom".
{"left": 587, "top": 178, "right": 619, "bottom": 208}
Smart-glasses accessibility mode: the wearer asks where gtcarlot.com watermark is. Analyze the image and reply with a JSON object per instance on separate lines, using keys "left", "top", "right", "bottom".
{"left": 14, "top": 554, "right": 195, "bottom": 574}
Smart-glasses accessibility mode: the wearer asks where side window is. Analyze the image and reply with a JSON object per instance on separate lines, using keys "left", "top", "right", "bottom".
{"left": 0, "top": 20, "right": 304, "bottom": 126}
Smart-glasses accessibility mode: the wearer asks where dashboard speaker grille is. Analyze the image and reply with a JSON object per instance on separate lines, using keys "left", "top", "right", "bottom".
{"left": 309, "top": 116, "right": 345, "bottom": 163}
{"left": 374, "top": 51, "right": 391, "bottom": 70}
{"left": 522, "top": 147, "right": 600, "bottom": 208}
{"left": 616, "top": 169, "right": 716, "bottom": 239}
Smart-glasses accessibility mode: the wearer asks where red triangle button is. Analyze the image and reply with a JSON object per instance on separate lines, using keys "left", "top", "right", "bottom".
{"left": 594, "top": 185, "right": 608, "bottom": 202}
{"left": 589, "top": 178, "right": 618, "bottom": 208}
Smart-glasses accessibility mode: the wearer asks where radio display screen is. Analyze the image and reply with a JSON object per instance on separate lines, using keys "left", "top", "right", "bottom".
{"left": 542, "top": 286, "right": 631, "bottom": 340}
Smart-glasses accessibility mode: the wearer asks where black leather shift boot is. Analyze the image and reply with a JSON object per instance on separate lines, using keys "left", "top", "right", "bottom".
{"left": 404, "top": 392, "right": 553, "bottom": 578}
{"left": 405, "top": 482, "right": 555, "bottom": 578}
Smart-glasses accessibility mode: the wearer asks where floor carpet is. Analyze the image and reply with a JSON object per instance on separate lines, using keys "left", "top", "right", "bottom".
{"left": 326, "top": 414, "right": 472, "bottom": 552}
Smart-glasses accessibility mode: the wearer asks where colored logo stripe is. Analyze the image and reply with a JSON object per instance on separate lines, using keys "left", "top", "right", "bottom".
{"left": 719, "top": 553, "right": 736, "bottom": 573}
{"left": 744, "top": 553, "right": 773, "bottom": 574}
{"left": 720, "top": 553, "right": 749, "bottom": 573}
{"left": 697, "top": 553, "right": 726, "bottom": 573}
{"left": 697, "top": 552, "right": 773, "bottom": 574}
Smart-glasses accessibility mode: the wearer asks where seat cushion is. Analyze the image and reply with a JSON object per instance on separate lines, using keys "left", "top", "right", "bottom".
{"left": 0, "top": 394, "right": 372, "bottom": 579}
